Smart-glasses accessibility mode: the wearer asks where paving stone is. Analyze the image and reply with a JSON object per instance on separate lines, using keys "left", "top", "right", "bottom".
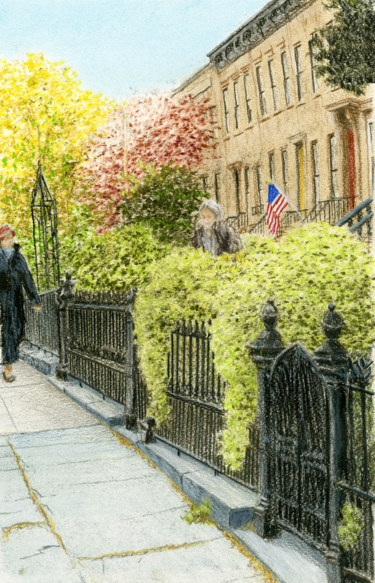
{"left": 8, "top": 425, "right": 108, "bottom": 449}
{"left": 1, "top": 384, "right": 99, "bottom": 434}
{"left": 0, "top": 498, "right": 42, "bottom": 531}
{"left": 83, "top": 536, "right": 264, "bottom": 583}
{"left": 0, "top": 468, "right": 30, "bottom": 503}
{"left": 23, "top": 453, "right": 156, "bottom": 495}
{"left": 0, "top": 527, "right": 84, "bottom": 583}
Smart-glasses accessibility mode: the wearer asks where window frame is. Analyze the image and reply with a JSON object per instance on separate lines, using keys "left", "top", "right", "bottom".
{"left": 268, "top": 59, "right": 278, "bottom": 111}
{"left": 281, "top": 51, "right": 291, "bottom": 106}
{"left": 256, "top": 66, "right": 267, "bottom": 117}
{"left": 243, "top": 74, "right": 252, "bottom": 123}
{"left": 223, "top": 88, "right": 230, "bottom": 133}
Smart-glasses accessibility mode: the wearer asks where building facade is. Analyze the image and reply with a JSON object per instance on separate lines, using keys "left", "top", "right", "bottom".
{"left": 176, "top": 0, "right": 374, "bottom": 225}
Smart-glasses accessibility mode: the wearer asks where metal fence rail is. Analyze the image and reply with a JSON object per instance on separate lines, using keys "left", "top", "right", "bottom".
{"left": 339, "top": 361, "right": 375, "bottom": 583}
{"left": 66, "top": 289, "right": 130, "bottom": 404}
{"left": 23, "top": 288, "right": 59, "bottom": 355}
{"left": 156, "top": 320, "right": 259, "bottom": 490}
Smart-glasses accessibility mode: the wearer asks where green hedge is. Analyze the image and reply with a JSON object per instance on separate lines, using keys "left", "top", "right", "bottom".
{"left": 134, "top": 223, "right": 375, "bottom": 469}
{"left": 58, "top": 223, "right": 170, "bottom": 290}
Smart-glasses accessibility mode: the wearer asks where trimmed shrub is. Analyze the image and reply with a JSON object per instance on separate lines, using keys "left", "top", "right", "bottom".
{"left": 135, "top": 223, "right": 375, "bottom": 469}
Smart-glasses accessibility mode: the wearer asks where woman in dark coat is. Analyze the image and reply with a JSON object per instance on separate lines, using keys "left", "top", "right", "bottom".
{"left": 0, "top": 224, "right": 41, "bottom": 382}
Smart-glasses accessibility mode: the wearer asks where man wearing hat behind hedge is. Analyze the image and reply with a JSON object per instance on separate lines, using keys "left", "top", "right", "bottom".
{"left": 0, "top": 225, "right": 41, "bottom": 382}
{"left": 191, "top": 200, "right": 243, "bottom": 256}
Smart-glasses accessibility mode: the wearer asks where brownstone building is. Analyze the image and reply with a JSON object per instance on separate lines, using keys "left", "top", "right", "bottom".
{"left": 175, "top": 0, "right": 374, "bottom": 226}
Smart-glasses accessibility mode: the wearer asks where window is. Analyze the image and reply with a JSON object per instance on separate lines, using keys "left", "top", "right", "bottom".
{"left": 296, "top": 143, "right": 305, "bottom": 209}
{"left": 243, "top": 74, "right": 252, "bottom": 123}
{"left": 223, "top": 88, "right": 230, "bottom": 133}
{"left": 255, "top": 165, "right": 264, "bottom": 211}
{"left": 211, "top": 106, "right": 219, "bottom": 138}
{"left": 233, "top": 82, "right": 240, "bottom": 129}
{"left": 268, "top": 60, "right": 278, "bottom": 111}
{"left": 256, "top": 66, "right": 267, "bottom": 117}
{"left": 294, "top": 45, "right": 303, "bottom": 101}
{"left": 269, "top": 152, "right": 275, "bottom": 182}
{"left": 369, "top": 122, "right": 374, "bottom": 196}
{"left": 329, "top": 134, "right": 338, "bottom": 198}
{"left": 309, "top": 38, "right": 319, "bottom": 93}
{"left": 244, "top": 167, "right": 250, "bottom": 211}
{"left": 312, "top": 141, "right": 320, "bottom": 204}
{"left": 234, "top": 168, "right": 240, "bottom": 213}
{"left": 201, "top": 176, "right": 208, "bottom": 193}
{"left": 281, "top": 52, "right": 291, "bottom": 106}
{"left": 214, "top": 173, "right": 220, "bottom": 202}
{"left": 282, "top": 149, "right": 289, "bottom": 195}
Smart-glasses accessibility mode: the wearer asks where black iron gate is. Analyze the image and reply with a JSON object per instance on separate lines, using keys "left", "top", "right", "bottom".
{"left": 269, "top": 343, "right": 330, "bottom": 547}
{"left": 249, "top": 300, "right": 374, "bottom": 583}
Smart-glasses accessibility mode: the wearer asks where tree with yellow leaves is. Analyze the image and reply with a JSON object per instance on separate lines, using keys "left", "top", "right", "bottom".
{"left": 0, "top": 53, "right": 115, "bottom": 235}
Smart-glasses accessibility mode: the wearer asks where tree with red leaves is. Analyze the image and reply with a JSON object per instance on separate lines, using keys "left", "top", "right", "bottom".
{"left": 80, "top": 92, "right": 216, "bottom": 231}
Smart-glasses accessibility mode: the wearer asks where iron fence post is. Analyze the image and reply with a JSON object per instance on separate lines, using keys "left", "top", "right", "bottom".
{"left": 55, "top": 271, "right": 75, "bottom": 381}
{"left": 314, "top": 302, "right": 348, "bottom": 583}
{"left": 247, "top": 299, "right": 284, "bottom": 538}
{"left": 124, "top": 286, "right": 137, "bottom": 429}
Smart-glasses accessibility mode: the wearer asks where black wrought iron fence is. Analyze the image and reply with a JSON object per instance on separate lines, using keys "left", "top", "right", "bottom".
{"left": 338, "top": 358, "right": 374, "bottom": 583}
{"left": 66, "top": 289, "right": 130, "bottom": 404}
{"left": 156, "top": 320, "right": 259, "bottom": 490}
{"left": 23, "top": 288, "right": 59, "bottom": 355}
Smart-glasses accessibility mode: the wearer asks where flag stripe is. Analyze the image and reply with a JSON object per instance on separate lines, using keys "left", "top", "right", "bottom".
{"left": 266, "top": 184, "right": 289, "bottom": 236}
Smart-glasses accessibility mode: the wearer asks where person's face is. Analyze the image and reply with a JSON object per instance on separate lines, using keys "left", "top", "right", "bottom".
{"left": 200, "top": 208, "right": 217, "bottom": 228}
{"left": 1, "top": 234, "right": 15, "bottom": 249}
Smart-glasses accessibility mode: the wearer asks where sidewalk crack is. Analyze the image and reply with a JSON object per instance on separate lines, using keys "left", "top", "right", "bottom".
{"left": 78, "top": 539, "right": 211, "bottom": 562}
{"left": 2, "top": 521, "right": 46, "bottom": 541}
{"left": 7, "top": 442, "right": 68, "bottom": 554}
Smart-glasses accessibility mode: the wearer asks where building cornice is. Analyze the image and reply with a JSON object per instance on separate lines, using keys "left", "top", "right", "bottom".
{"left": 207, "top": 0, "right": 316, "bottom": 72}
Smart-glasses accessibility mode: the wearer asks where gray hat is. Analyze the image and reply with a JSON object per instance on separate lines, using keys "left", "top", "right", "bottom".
{"left": 199, "top": 200, "right": 222, "bottom": 220}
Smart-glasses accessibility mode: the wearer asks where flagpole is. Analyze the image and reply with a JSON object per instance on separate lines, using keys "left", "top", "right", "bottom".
{"left": 266, "top": 179, "right": 304, "bottom": 221}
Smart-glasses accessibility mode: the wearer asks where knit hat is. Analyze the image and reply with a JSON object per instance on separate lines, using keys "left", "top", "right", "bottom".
{"left": 199, "top": 200, "right": 222, "bottom": 220}
{"left": 0, "top": 224, "right": 16, "bottom": 240}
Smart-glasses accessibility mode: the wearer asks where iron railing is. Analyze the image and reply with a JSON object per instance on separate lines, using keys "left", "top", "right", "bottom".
{"left": 225, "top": 211, "right": 249, "bottom": 231}
{"left": 306, "top": 197, "right": 350, "bottom": 225}
{"left": 248, "top": 214, "right": 267, "bottom": 236}
{"left": 339, "top": 358, "right": 374, "bottom": 583}
{"left": 248, "top": 197, "right": 352, "bottom": 236}
{"left": 23, "top": 288, "right": 60, "bottom": 355}
{"left": 156, "top": 320, "right": 259, "bottom": 490}
{"left": 335, "top": 197, "right": 373, "bottom": 242}
{"left": 66, "top": 289, "right": 130, "bottom": 404}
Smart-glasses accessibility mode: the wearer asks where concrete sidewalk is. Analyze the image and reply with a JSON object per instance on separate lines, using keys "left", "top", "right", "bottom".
{"left": 0, "top": 360, "right": 271, "bottom": 583}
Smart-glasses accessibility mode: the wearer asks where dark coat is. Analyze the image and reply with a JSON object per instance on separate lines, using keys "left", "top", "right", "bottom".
{"left": 0, "top": 243, "right": 40, "bottom": 365}
{"left": 191, "top": 221, "right": 244, "bottom": 256}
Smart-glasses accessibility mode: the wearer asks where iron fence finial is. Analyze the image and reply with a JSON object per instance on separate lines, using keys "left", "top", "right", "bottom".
{"left": 321, "top": 302, "right": 345, "bottom": 341}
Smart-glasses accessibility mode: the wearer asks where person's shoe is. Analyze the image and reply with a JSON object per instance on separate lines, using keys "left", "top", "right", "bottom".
{"left": 2, "top": 371, "right": 16, "bottom": 383}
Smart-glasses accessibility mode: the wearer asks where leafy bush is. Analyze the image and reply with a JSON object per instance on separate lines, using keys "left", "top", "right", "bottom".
{"left": 123, "top": 164, "right": 206, "bottom": 245}
{"left": 338, "top": 502, "right": 364, "bottom": 551}
{"left": 135, "top": 223, "right": 375, "bottom": 469}
{"left": 58, "top": 222, "right": 171, "bottom": 290}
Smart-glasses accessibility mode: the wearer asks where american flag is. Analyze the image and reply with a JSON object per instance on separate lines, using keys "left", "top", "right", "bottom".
{"left": 266, "top": 183, "right": 289, "bottom": 236}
